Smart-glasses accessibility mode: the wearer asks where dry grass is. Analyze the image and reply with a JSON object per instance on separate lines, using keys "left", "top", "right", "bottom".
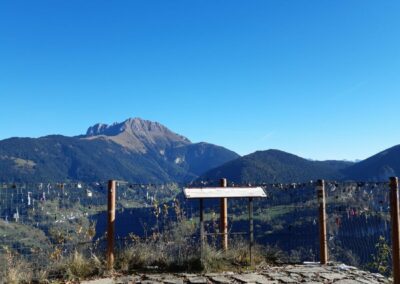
{"left": 201, "top": 238, "right": 270, "bottom": 272}
{"left": 0, "top": 200, "right": 285, "bottom": 282}
{"left": 116, "top": 220, "right": 279, "bottom": 274}
{"left": 3, "top": 262, "right": 33, "bottom": 284}
{"left": 117, "top": 220, "right": 201, "bottom": 272}
{"left": 1, "top": 232, "right": 284, "bottom": 283}
{"left": 0, "top": 250, "right": 106, "bottom": 283}
{"left": 49, "top": 250, "right": 105, "bottom": 281}
{"left": 0, "top": 251, "right": 34, "bottom": 284}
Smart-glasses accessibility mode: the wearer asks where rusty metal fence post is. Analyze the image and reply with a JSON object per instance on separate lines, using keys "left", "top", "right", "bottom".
{"left": 317, "top": 179, "right": 328, "bottom": 264}
{"left": 107, "top": 180, "right": 116, "bottom": 270}
{"left": 220, "top": 178, "right": 228, "bottom": 251}
{"left": 390, "top": 177, "right": 400, "bottom": 284}
{"left": 249, "top": 197, "right": 254, "bottom": 266}
{"left": 200, "top": 198, "right": 205, "bottom": 264}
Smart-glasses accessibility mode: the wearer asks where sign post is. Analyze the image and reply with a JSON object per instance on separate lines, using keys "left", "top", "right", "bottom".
{"left": 220, "top": 178, "right": 228, "bottom": 251}
{"left": 184, "top": 184, "right": 266, "bottom": 267}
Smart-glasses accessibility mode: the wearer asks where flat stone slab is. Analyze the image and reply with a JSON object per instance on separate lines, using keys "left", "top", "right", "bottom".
{"left": 232, "top": 273, "right": 270, "bottom": 283}
{"left": 354, "top": 277, "right": 380, "bottom": 284}
{"left": 298, "top": 272, "right": 316, "bottom": 279}
{"left": 188, "top": 276, "right": 208, "bottom": 284}
{"left": 178, "top": 274, "right": 198, "bottom": 278}
{"left": 86, "top": 263, "right": 390, "bottom": 284}
{"left": 286, "top": 266, "right": 329, "bottom": 274}
{"left": 163, "top": 277, "right": 184, "bottom": 284}
{"left": 319, "top": 272, "right": 347, "bottom": 281}
{"left": 334, "top": 280, "right": 365, "bottom": 284}
{"left": 144, "top": 275, "right": 165, "bottom": 281}
{"left": 115, "top": 276, "right": 141, "bottom": 284}
{"left": 263, "top": 272, "right": 287, "bottom": 279}
{"left": 81, "top": 279, "right": 115, "bottom": 284}
{"left": 210, "top": 276, "right": 232, "bottom": 283}
{"left": 272, "top": 276, "right": 297, "bottom": 283}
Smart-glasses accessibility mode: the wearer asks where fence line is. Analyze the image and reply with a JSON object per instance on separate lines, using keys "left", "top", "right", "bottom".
{"left": 0, "top": 178, "right": 398, "bottom": 280}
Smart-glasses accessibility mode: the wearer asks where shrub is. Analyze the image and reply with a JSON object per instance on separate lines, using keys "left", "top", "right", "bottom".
{"left": 367, "top": 236, "right": 391, "bottom": 276}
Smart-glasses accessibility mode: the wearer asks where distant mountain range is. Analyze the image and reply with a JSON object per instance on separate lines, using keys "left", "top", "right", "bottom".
{"left": 199, "top": 150, "right": 353, "bottom": 183}
{"left": 0, "top": 118, "right": 239, "bottom": 182}
{"left": 200, "top": 146, "right": 400, "bottom": 183}
{"left": 342, "top": 145, "right": 400, "bottom": 181}
{"left": 1, "top": 117, "right": 400, "bottom": 183}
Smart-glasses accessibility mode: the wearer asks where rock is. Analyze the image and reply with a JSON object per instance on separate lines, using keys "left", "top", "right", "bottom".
{"left": 232, "top": 273, "right": 270, "bottom": 283}
{"left": 81, "top": 278, "right": 115, "bottom": 284}
{"left": 263, "top": 272, "right": 286, "bottom": 278}
{"left": 163, "top": 277, "right": 184, "bottom": 284}
{"left": 115, "top": 276, "right": 141, "bottom": 284}
{"left": 286, "top": 267, "right": 328, "bottom": 274}
{"left": 354, "top": 277, "right": 380, "bottom": 284}
{"left": 178, "top": 273, "right": 198, "bottom": 278}
{"left": 271, "top": 276, "right": 297, "bottom": 283}
{"left": 210, "top": 276, "right": 232, "bottom": 284}
{"left": 319, "top": 272, "right": 347, "bottom": 281}
{"left": 144, "top": 274, "right": 164, "bottom": 281}
{"left": 88, "top": 263, "right": 390, "bottom": 284}
{"left": 141, "top": 281, "right": 163, "bottom": 284}
{"left": 188, "top": 276, "right": 208, "bottom": 284}
{"left": 333, "top": 280, "right": 364, "bottom": 284}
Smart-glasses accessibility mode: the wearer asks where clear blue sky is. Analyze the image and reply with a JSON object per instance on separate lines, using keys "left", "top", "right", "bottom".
{"left": 1, "top": 0, "right": 399, "bottom": 161}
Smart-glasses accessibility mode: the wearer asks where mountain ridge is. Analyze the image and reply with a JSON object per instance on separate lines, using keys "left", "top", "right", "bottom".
{"left": 342, "top": 145, "right": 400, "bottom": 181}
{"left": 83, "top": 117, "right": 191, "bottom": 153}
{"left": 0, "top": 118, "right": 239, "bottom": 182}
{"left": 199, "top": 149, "right": 354, "bottom": 183}
{"left": 199, "top": 144, "right": 400, "bottom": 183}
{"left": 1, "top": 118, "right": 400, "bottom": 183}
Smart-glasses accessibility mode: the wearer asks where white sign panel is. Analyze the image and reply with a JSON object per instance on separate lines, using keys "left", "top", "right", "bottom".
{"left": 183, "top": 187, "right": 266, "bottom": 199}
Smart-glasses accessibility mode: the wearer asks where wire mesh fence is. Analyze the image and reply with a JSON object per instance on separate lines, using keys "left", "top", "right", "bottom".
{"left": 325, "top": 181, "right": 391, "bottom": 274}
{"left": 0, "top": 182, "right": 108, "bottom": 280}
{"left": 0, "top": 179, "right": 396, "bottom": 280}
{"left": 0, "top": 181, "right": 193, "bottom": 280}
{"left": 253, "top": 183, "right": 319, "bottom": 263}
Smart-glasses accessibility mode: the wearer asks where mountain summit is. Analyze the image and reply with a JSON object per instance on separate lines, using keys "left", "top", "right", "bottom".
{"left": 0, "top": 118, "right": 239, "bottom": 182}
{"left": 85, "top": 118, "right": 190, "bottom": 153}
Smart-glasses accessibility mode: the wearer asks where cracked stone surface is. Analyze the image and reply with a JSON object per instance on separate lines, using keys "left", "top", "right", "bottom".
{"left": 80, "top": 263, "right": 391, "bottom": 283}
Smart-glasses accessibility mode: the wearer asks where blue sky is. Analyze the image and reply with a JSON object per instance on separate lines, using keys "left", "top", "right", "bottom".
{"left": 0, "top": 0, "right": 399, "bottom": 161}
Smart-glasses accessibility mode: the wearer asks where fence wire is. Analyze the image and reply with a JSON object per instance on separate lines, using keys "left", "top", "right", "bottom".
{"left": 325, "top": 181, "right": 391, "bottom": 274}
{"left": 0, "top": 182, "right": 109, "bottom": 279}
{"left": 0, "top": 180, "right": 396, "bottom": 280}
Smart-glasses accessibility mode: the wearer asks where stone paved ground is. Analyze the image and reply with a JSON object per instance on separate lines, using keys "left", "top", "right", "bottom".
{"left": 82, "top": 263, "right": 391, "bottom": 284}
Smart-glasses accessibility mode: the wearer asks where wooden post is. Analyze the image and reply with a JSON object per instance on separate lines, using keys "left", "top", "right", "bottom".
{"left": 390, "top": 177, "right": 400, "bottom": 284}
{"left": 200, "top": 198, "right": 205, "bottom": 263}
{"left": 249, "top": 197, "right": 254, "bottom": 266}
{"left": 107, "top": 180, "right": 116, "bottom": 270}
{"left": 220, "top": 178, "right": 228, "bottom": 250}
{"left": 317, "top": 179, "right": 328, "bottom": 264}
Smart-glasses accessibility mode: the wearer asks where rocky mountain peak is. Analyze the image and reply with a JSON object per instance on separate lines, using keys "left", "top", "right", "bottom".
{"left": 86, "top": 123, "right": 110, "bottom": 136}
{"left": 84, "top": 117, "right": 191, "bottom": 153}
